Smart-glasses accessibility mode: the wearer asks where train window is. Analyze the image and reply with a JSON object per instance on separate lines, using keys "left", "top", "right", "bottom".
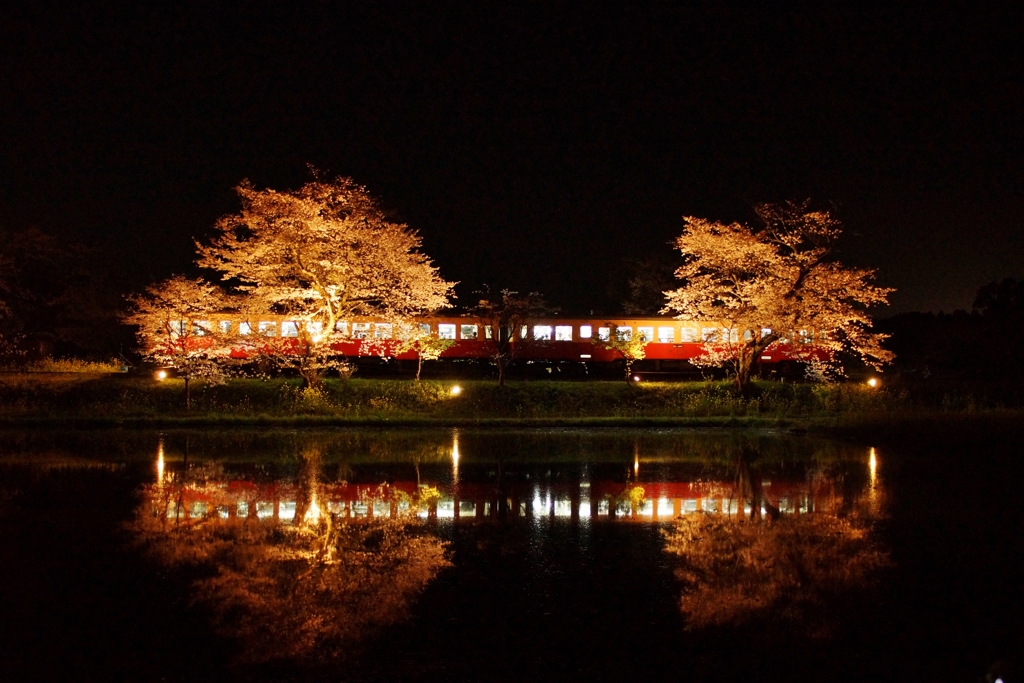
{"left": 258, "top": 321, "right": 277, "bottom": 337}
{"left": 520, "top": 325, "right": 528, "bottom": 339}
{"left": 239, "top": 322, "right": 252, "bottom": 336}
{"left": 797, "top": 329, "right": 812, "bottom": 343}
{"left": 282, "top": 321, "right": 299, "bottom": 338}
{"left": 743, "top": 329, "right": 752, "bottom": 341}
{"left": 374, "top": 323, "right": 393, "bottom": 340}
{"left": 418, "top": 323, "right": 431, "bottom": 334}
{"left": 352, "top": 322, "right": 370, "bottom": 339}
{"left": 335, "top": 321, "right": 349, "bottom": 337}
{"left": 701, "top": 327, "right": 719, "bottom": 342}
{"left": 484, "top": 325, "right": 493, "bottom": 339}
{"left": 533, "top": 325, "right": 552, "bottom": 341}
{"left": 306, "top": 321, "right": 323, "bottom": 337}
{"left": 555, "top": 325, "right": 572, "bottom": 341}
{"left": 680, "top": 327, "right": 697, "bottom": 342}
{"left": 657, "top": 327, "right": 674, "bottom": 343}
{"left": 579, "top": 325, "right": 593, "bottom": 339}
{"left": 762, "top": 328, "right": 772, "bottom": 338}
{"left": 218, "top": 320, "right": 232, "bottom": 335}
{"left": 170, "top": 321, "right": 186, "bottom": 336}
{"left": 726, "top": 328, "right": 739, "bottom": 343}
{"left": 438, "top": 323, "right": 456, "bottom": 340}
{"left": 637, "top": 326, "right": 653, "bottom": 342}
{"left": 817, "top": 330, "right": 827, "bottom": 341}
{"left": 598, "top": 326, "right": 611, "bottom": 341}
{"left": 193, "top": 321, "right": 210, "bottom": 336}
{"left": 616, "top": 326, "right": 632, "bottom": 341}
{"left": 461, "top": 324, "right": 478, "bottom": 340}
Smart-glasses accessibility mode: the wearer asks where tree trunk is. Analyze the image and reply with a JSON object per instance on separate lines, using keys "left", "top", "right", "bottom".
{"left": 734, "top": 345, "right": 761, "bottom": 394}
{"left": 300, "top": 361, "right": 324, "bottom": 390}
{"left": 497, "top": 356, "right": 506, "bottom": 387}
{"left": 416, "top": 356, "right": 423, "bottom": 381}
{"left": 624, "top": 360, "right": 633, "bottom": 385}
{"left": 184, "top": 376, "right": 191, "bottom": 411}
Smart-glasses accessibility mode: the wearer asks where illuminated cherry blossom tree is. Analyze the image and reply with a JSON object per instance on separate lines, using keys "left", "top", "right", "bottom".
{"left": 123, "top": 275, "right": 231, "bottom": 409}
{"left": 596, "top": 322, "right": 647, "bottom": 384}
{"left": 395, "top": 323, "right": 456, "bottom": 380}
{"left": 663, "top": 201, "right": 894, "bottom": 391}
{"left": 197, "top": 175, "right": 454, "bottom": 387}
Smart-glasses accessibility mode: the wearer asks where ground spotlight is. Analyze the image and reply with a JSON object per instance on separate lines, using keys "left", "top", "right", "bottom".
{"left": 450, "top": 385, "right": 462, "bottom": 396}
{"left": 155, "top": 370, "right": 168, "bottom": 381}
{"left": 632, "top": 375, "right": 641, "bottom": 383}
{"left": 867, "top": 377, "right": 879, "bottom": 388}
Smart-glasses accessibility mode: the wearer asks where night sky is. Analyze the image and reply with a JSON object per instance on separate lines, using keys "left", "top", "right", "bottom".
{"left": 2, "top": 3, "right": 1021, "bottom": 315}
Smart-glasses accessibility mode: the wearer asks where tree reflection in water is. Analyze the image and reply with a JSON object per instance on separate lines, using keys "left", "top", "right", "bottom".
{"left": 128, "top": 444, "right": 450, "bottom": 664}
{"left": 662, "top": 453, "right": 889, "bottom": 634}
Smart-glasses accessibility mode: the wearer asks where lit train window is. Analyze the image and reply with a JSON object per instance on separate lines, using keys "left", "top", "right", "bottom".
{"left": 461, "top": 324, "right": 478, "bottom": 340}
{"left": 762, "top": 328, "right": 772, "bottom": 338}
{"left": 701, "top": 327, "right": 719, "bottom": 342}
{"left": 484, "top": 325, "right": 493, "bottom": 339}
{"left": 680, "top": 327, "right": 697, "bottom": 342}
{"left": 438, "top": 324, "right": 456, "bottom": 340}
{"left": 306, "top": 322, "right": 323, "bottom": 337}
{"left": 281, "top": 321, "right": 299, "bottom": 338}
{"left": 598, "top": 326, "right": 610, "bottom": 341}
{"left": 335, "top": 321, "right": 348, "bottom": 337}
{"left": 418, "top": 323, "right": 430, "bottom": 334}
{"left": 657, "top": 327, "right": 674, "bottom": 343}
{"left": 533, "top": 325, "right": 552, "bottom": 340}
{"left": 616, "top": 326, "right": 632, "bottom": 341}
{"left": 193, "top": 321, "right": 210, "bottom": 336}
{"left": 258, "top": 321, "right": 277, "bottom": 337}
{"left": 555, "top": 325, "right": 572, "bottom": 341}
{"left": 797, "top": 329, "right": 812, "bottom": 343}
{"left": 637, "top": 326, "right": 653, "bottom": 342}
{"left": 579, "top": 325, "right": 593, "bottom": 339}
{"left": 218, "top": 321, "right": 232, "bottom": 335}
{"left": 520, "top": 325, "right": 528, "bottom": 339}
{"left": 352, "top": 322, "right": 370, "bottom": 339}
{"left": 728, "top": 328, "right": 739, "bottom": 343}
{"left": 239, "top": 322, "right": 252, "bottom": 336}
{"left": 743, "top": 329, "right": 752, "bottom": 341}
{"left": 170, "top": 321, "right": 186, "bottom": 336}
{"left": 374, "top": 323, "right": 393, "bottom": 339}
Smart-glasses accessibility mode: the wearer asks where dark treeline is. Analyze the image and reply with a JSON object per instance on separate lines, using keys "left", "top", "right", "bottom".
{"left": 877, "top": 278, "right": 1024, "bottom": 381}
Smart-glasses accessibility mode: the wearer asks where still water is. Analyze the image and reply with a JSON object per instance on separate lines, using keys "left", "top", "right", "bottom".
{"left": 0, "top": 428, "right": 1021, "bottom": 681}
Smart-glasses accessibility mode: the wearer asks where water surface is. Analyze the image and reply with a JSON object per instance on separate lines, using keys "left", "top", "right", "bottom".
{"left": 0, "top": 428, "right": 1020, "bottom": 681}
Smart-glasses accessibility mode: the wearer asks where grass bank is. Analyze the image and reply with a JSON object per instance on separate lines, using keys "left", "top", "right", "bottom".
{"left": 0, "top": 373, "right": 1019, "bottom": 431}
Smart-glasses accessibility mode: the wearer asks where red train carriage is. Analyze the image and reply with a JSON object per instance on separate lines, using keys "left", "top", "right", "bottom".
{"left": 175, "top": 313, "right": 828, "bottom": 377}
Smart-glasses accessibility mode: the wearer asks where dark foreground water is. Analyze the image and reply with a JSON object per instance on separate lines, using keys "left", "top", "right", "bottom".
{"left": 1, "top": 428, "right": 1022, "bottom": 682}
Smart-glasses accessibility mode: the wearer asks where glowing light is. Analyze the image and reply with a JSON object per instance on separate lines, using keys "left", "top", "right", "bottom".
{"left": 867, "top": 377, "right": 879, "bottom": 388}
{"left": 155, "top": 369, "right": 168, "bottom": 381}
{"left": 304, "top": 492, "right": 321, "bottom": 523}
{"left": 450, "top": 385, "right": 462, "bottom": 396}
{"left": 451, "top": 429, "right": 460, "bottom": 485}
{"left": 632, "top": 375, "right": 641, "bottom": 382}
{"left": 156, "top": 439, "right": 165, "bottom": 485}
{"left": 869, "top": 447, "right": 878, "bottom": 483}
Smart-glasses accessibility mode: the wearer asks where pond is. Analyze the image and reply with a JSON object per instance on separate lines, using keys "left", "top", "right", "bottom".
{"left": 0, "top": 428, "right": 1021, "bottom": 681}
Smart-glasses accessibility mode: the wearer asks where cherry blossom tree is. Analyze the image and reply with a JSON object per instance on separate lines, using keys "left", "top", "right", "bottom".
{"left": 469, "top": 288, "right": 555, "bottom": 386}
{"left": 596, "top": 322, "right": 648, "bottom": 384}
{"left": 197, "top": 175, "right": 454, "bottom": 388}
{"left": 395, "top": 323, "right": 456, "bottom": 380}
{"left": 663, "top": 201, "right": 894, "bottom": 392}
{"left": 123, "top": 275, "right": 231, "bottom": 409}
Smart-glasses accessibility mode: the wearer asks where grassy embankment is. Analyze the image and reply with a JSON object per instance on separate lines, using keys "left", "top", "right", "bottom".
{"left": 0, "top": 371, "right": 1020, "bottom": 433}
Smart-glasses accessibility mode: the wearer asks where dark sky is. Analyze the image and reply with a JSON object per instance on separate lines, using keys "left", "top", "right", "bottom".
{"left": 2, "top": 2, "right": 1022, "bottom": 314}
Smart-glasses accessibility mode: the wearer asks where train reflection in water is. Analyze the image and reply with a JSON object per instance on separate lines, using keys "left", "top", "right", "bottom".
{"left": 148, "top": 438, "right": 879, "bottom": 526}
